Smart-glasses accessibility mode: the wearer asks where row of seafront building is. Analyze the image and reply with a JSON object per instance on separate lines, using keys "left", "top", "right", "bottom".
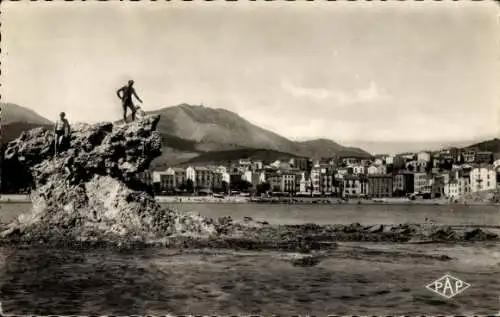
{"left": 141, "top": 148, "right": 500, "bottom": 200}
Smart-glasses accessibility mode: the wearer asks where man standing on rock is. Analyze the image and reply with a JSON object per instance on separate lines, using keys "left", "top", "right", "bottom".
{"left": 117, "top": 79, "right": 143, "bottom": 123}
{"left": 54, "top": 112, "right": 71, "bottom": 155}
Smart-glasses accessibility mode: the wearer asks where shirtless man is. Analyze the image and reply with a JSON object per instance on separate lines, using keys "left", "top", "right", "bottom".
{"left": 54, "top": 112, "right": 70, "bottom": 155}
{"left": 116, "top": 79, "right": 143, "bottom": 123}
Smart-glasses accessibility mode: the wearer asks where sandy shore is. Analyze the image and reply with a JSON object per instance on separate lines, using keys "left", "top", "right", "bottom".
{"left": 1, "top": 194, "right": 498, "bottom": 206}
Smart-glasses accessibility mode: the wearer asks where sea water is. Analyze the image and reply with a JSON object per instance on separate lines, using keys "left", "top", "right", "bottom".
{"left": 0, "top": 203, "right": 499, "bottom": 315}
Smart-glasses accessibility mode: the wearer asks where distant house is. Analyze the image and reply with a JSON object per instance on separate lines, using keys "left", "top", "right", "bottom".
{"left": 343, "top": 175, "right": 368, "bottom": 198}
{"left": 266, "top": 172, "right": 282, "bottom": 192}
{"left": 138, "top": 170, "right": 152, "bottom": 186}
{"left": 474, "top": 151, "right": 493, "bottom": 164}
{"left": 430, "top": 175, "right": 446, "bottom": 198}
{"left": 393, "top": 173, "right": 414, "bottom": 196}
{"left": 243, "top": 170, "right": 260, "bottom": 188}
{"left": 417, "top": 151, "right": 431, "bottom": 162}
{"left": 167, "top": 167, "right": 186, "bottom": 189}
{"left": 414, "top": 173, "right": 429, "bottom": 193}
{"left": 367, "top": 164, "right": 387, "bottom": 175}
{"left": 289, "top": 157, "right": 309, "bottom": 171}
{"left": 384, "top": 155, "right": 394, "bottom": 165}
{"left": 462, "top": 151, "right": 476, "bottom": 163}
{"left": 352, "top": 164, "right": 365, "bottom": 175}
{"left": 367, "top": 165, "right": 378, "bottom": 175}
{"left": 186, "top": 166, "right": 214, "bottom": 190}
{"left": 367, "top": 175, "right": 393, "bottom": 198}
{"left": 406, "top": 160, "right": 428, "bottom": 173}
{"left": 447, "top": 168, "right": 471, "bottom": 198}
{"left": 280, "top": 172, "right": 297, "bottom": 193}
{"left": 373, "top": 158, "right": 384, "bottom": 166}
{"left": 154, "top": 170, "right": 175, "bottom": 192}
{"left": 299, "top": 172, "right": 311, "bottom": 195}
{"left": 445, "top": 180, "right": 459, "bottom": 199}
{"left": 342, "top": 157, "right": 360, "bottom": 167}
{"left": 310, "top": 164, "right": 331, "bottom": 195}
{"left": 470, "top": 165, "right": 496, "bottom": 192}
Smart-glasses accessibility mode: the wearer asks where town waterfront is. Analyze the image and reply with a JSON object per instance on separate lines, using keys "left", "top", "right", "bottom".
{"left": 0, "top": 202, "right": 499, "bottom": 315}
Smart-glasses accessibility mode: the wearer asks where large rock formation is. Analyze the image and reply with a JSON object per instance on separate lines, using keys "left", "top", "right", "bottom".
{"left": 0, "top": 116, "right": 216, "bottom": 246}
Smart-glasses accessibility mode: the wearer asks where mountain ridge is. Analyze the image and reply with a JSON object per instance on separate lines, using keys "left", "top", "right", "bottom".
{"left": 147, "top": 104, "right": 372, "bottom": 160}
{"left": 6, "top": 102, "right": 498, "bottom": 168}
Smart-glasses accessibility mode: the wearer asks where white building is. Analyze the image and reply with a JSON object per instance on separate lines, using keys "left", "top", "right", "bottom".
{"left": 493, "top": 159, "right": 500, "bottom": 169}
{"left": 186, "top": 166, "right": 214, "bottom": 189}
{"left": 243, "top": 170, "right": 260, "bottom": 187}
{"left": 299, "top": 172, "right": 311, "bottom": 194}
{"left": 352, "top": 165, "right": 365, "bottom": 175}
{"left": 401, "top": 154, "right": 415, "bottom": 160}
{"left": 385, "top": 155, "right": 394, "bottom": 165}
{"left": 367, "top": 165, "right": 387, "bottom": 175}
{"left": 222, "top": 172, "right": 231, "bottom": 184}
{"left": 270, "top": 160, "right": 281, "bottom": 169}
{"left": 343, "top": 176, "right": 368, "bottom": 197}
{"left": 470, "top": 166, "right": 496, "bottom": 192}
{"left": 215, "top": 165, "right": 227, "bottom": 174}
{"left": 152, "top": 171, "right": 163, "bottom": 183}
{"left": 414, "top": 173, "right": 429, "bottom": 193}
{"left": 462, "top": 151, "right": 476, "bottom": 163}
{"left": 406, "top": 160, "right": 428, "bottom": 173}
{"left": 457, "top": 177, "right": 471, "bottom": 196}
{"left": 417, "top": 151, "right": 431, "bottom": 162}
{"left": 367, "top": 166, "right": 378, "bottom": 175}
{"left": 253, "top": 160, "right": 263, "bottom": 171}
{"left": 444, "top": 176, "right": 471, "bottom": 199}
{"left": 445, "top": 180, "right": 459, "bottom": 199}
{"left": 310, "top": 166, "right": 321, "bottom": 195}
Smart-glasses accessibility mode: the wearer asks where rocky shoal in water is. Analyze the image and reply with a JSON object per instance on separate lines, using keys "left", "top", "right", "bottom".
{"left": 1, "top": 215, "right": 497, "bottom": 251}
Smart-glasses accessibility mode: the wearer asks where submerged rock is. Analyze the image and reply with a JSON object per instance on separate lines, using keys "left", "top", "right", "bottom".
{"left": 1, "top": 116, "right": 216, "bottom": 245}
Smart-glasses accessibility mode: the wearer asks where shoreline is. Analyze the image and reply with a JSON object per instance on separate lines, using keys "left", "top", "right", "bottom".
{"left": 1, "top": 194, "right": 499, "bottom": 206}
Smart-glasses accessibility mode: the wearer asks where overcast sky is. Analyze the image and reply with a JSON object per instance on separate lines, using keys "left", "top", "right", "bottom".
{"left": 2, "top": 1, "right": 499, "bottom": 154}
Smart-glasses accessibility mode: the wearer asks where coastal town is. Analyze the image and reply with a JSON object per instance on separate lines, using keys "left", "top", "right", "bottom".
{"left": 142, "top": 148, "right": 500, "bottom": 202}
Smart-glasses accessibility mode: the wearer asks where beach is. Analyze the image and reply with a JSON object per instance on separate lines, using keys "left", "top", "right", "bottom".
{"left": 1, "top": 194, "right": 497, "bottom": 207}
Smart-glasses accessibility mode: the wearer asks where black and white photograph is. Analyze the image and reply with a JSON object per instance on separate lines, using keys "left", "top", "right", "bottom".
{"left": 0, "top": 1, "right": 499, "bottom": 315}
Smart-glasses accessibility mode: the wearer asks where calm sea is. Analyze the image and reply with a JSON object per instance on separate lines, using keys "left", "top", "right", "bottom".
{"left": 0, "top": 203, "right": 499, "bottom": 315}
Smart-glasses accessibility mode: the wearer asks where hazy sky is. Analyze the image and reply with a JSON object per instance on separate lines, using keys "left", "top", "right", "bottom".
{"left": 2, "top": 1, "right": 499, "bottom": 153}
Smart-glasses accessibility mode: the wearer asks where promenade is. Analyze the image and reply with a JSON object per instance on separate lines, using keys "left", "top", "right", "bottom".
{"left": 1, "top": 194, "right": 497, "bottom": 206}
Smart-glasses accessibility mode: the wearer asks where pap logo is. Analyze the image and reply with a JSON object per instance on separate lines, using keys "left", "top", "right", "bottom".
{"left": 426, "top": 273, "right": 470, "bottom": 299}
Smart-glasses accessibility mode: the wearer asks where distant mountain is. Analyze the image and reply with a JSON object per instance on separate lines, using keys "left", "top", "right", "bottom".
{"left": 0, "top": 103, "right": 371, "bottom": 168}
{"left": 1, "top": 103, "right": 53, "bottom": 148}
{"left": 294, "top": 138, "right": 370, "bottom": 159}
{"left": 181, "top": 148, "right": 306, "bottom": 166}
{"left": 1, "top": 102, "right": 52, "bottom": 125}
{"left": 463, "top": 138, "right": 500, "bottom": 153}
{"left": 147, "top": 104, "right": 371, "bottom": 167}
{"left": 1, "top": 122, "right": 53, "bottom": 145}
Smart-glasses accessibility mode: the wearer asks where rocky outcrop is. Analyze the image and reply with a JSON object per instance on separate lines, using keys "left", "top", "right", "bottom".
{"left": 0, "top": 116, "right": 216, "bottom": 246}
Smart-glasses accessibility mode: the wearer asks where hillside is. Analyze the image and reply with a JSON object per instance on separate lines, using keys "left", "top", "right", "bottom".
{"left": 180, "top": 148, "right": 305, "bottom": 166}
{"left": 294, "top": 138, "right": 371, "bottom": 159}
{"left": 0, "top": 103, "right": 371, "bottom": 169}
{"left": 1, "top": 102, "right": 52, "bottom": 125}
{"left": 148, "top": 104, "right": 371, "bottom": 160}
{"left": 464, "top": 138, "right": 500, "bottom": 153}
{"left": 1, "top": 122, "right": 53, "bottom": 146}
{"left": 1, "top": 103, "right": 53, "bottom": 149}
